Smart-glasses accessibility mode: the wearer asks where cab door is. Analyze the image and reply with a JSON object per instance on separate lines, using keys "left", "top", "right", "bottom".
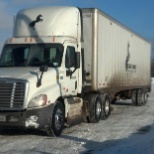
{"left": 63, "top": 44, "right": 79, "bottom": 96}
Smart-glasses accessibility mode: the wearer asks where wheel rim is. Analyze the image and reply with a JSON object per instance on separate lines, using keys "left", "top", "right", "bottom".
{"left": 96, "top": 100, "right": 102, "bottom": 118}
{"left": 141, "top": 91, "right": 145, "bottom": 104}
{"left": 105, "top": 99, "right": 110, "bottom": 115}
{"left": 54, "top": 108, "right": 64, "bottom": 130}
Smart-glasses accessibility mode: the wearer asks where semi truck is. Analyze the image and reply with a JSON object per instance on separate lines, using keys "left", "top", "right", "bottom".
{"left": 0, "top": 6, "right": 151, "bottom": 136}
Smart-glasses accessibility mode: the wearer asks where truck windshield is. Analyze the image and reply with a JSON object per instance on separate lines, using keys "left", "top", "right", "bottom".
{"left": 0, "top": 44, "right": 63, "bottom": 67}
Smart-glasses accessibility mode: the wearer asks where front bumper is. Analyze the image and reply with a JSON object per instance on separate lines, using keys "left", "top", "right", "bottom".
{"left": 0, "top": 103, "right": 54, "bottom": 130}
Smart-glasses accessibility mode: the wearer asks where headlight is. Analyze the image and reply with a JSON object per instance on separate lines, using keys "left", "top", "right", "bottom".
{"left": 28, "top": 94, "right": 47, "bottom": 108}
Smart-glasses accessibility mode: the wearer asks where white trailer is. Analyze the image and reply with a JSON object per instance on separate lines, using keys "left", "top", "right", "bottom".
{"left": 82, "top": 8, "right": 151, "bottom": 92}
{"left": 0, "top": 7, "right": 151, "bottom": 136}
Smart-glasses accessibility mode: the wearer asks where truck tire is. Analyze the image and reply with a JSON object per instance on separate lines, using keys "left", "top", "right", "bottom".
{"left": 87, "top": 94, "right": 102, "bottom": 123}
{"left": 101, "top": 94, "right": 111, "bottom": 120}
{"left": 136, "top": 89, "right": 144, "bottom": 106}
{"left": 131, "top": 90, "right": 137, "bottom": 106}
{"left": 143, "top": 90, "right": 148, "bottom": 104}
{"left": 47, "top": 101, "right": 65, "bottom": 136}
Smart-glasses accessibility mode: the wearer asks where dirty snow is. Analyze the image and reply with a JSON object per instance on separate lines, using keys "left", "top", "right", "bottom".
{"left": 0, "top": 85, "right": 154, "bottom": 154}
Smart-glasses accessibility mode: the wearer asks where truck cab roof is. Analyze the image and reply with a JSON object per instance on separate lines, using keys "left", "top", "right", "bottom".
{"left": 13, "top": 6, "right": 81, "bottom": 39}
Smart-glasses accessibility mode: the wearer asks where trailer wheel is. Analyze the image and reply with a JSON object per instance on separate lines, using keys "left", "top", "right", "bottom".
{"left": 101, "top": 94, "right": 111, "bottom": 120}
{"left": 87, "top": 94, "right": 102, "bottom": 123}
{"left": 143, "top": 90, "right": 148, "bottom": 104}
{"left": 47, "top": 101, "right": 65, "bottom": 136}
{"left": 131, "top": 90, "right": 137, "bottom": 106}
{"left": 136, "top": 89, "right": 144, "bottom": 106}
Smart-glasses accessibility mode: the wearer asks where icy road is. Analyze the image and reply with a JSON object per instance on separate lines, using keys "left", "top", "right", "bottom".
{"left": 1, "top": 87, "right": 154, "bottom": 154}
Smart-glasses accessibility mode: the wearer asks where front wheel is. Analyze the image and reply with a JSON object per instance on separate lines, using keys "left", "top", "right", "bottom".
{"left": 47, "top": 101, "right": 65, "bottom": 136}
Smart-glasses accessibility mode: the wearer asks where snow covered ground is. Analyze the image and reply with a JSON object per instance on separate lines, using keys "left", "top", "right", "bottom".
{"left": 0, "top": 84, "right": 154, "bottom": 154}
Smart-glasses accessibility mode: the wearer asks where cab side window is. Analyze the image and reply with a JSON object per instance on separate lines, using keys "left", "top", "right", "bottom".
{"left": 65, "top": 46, "right": 75, "bottom": 68}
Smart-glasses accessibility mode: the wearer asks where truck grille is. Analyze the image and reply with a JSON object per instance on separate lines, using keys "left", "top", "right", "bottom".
{"left": 0, "top": 80, "right": 26, "bottom": 109}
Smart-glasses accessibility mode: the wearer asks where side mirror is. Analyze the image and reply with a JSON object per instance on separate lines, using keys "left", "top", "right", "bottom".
{"left": 40, "top": 65, "right": 48, "bottom": 72}
{"left": 75, "top": 52, "right": 80, "bottom": 69}
{"left": 37, "top": 65, "right": 48, "bottom": 87}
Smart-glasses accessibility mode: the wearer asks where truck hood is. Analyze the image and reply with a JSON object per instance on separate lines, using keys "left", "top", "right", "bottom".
{"left": 0, "top": 67, "right": 40, "bottom": 80}
{"left": 0, "top": 67, "right": 58, "bottom": 83}
{"left": 0, "top": 67, "right": 62, "bottom": 107}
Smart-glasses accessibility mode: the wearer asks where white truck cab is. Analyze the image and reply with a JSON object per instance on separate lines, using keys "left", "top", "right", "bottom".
{"left": 0, "top": 6, "right": 83, "bottom": 136}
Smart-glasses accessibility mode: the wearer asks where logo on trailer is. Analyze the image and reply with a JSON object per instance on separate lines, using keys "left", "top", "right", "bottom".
{"left": 125, "top": 42, "right": 130, "bottom": 70}
{"left": 29, "top": 15, "right": 43, "bottom": 30}
{"left": 125, "top": 42, "right": 136, "bottom": 71}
